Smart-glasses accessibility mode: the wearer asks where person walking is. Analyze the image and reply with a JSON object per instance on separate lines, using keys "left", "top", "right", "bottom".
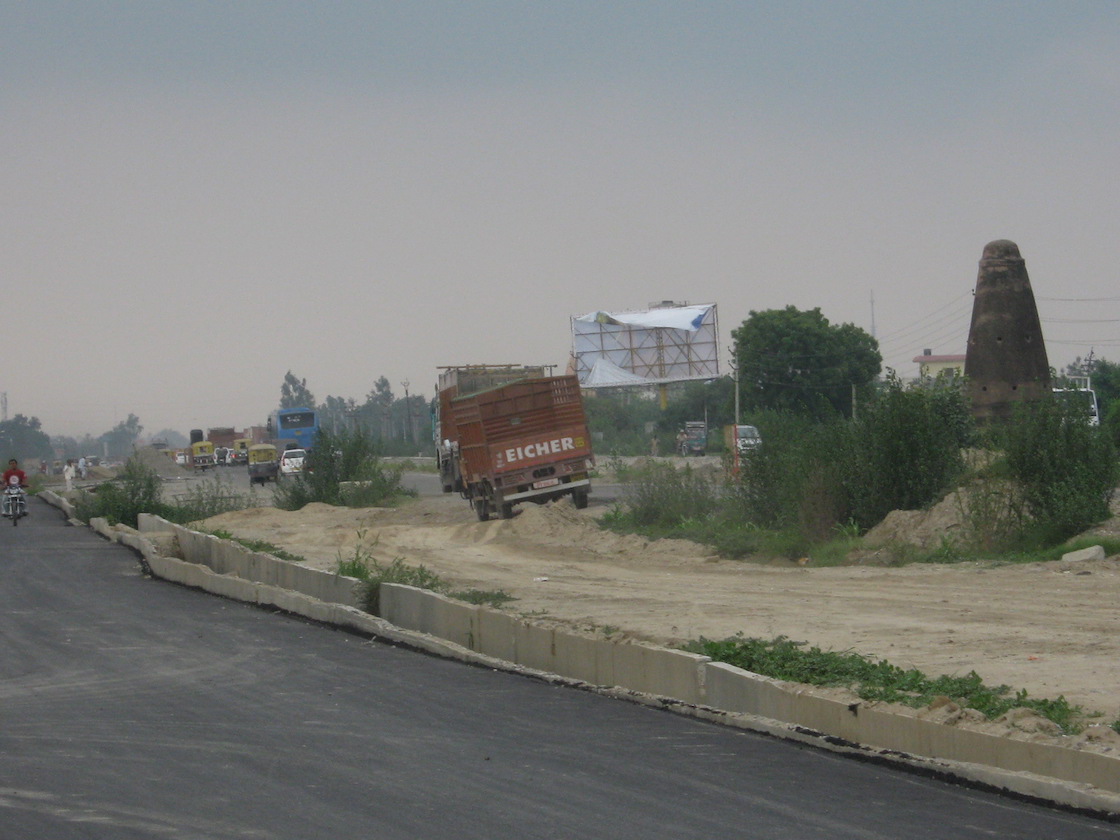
{"left": 77, "top": 456, "right": 88, "bottom": 479}
{"left": 63, "top": 459, "right": 76, "bottom": 493}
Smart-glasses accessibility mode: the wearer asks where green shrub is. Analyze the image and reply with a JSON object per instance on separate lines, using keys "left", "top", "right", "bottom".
{"left": 842, "top": 375, "right": 969, "bottom": 531}
{"left": 74, "top": 457, "right": 166, "bottom": 527}
{"left": 725, "top": 411, "right": 827, "bottom": 530}
{"left": 612, "top": 461, "right": 718, "bottom": 530}
{"left": 1002, "top": 398, "right": 1118, "bottom": 545}
{"left": 272, "top": 427, "right": 415, "bottom": 510}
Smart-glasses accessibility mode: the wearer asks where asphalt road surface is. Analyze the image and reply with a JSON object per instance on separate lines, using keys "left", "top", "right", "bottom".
{"left": 4, "top": 498, "right": 1119, "bottom": 839}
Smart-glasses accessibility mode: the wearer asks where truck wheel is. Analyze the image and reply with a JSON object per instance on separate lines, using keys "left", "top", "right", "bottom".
{"left": 572, "top": 489, "right": 589, "bottom": 510}
{"left": 475, "top": 500, "right": 490, "bottom": 522}
{"left": 441, "top": 482, "right": 453, "bottom": 493}
{"left": 499, "top": 503, "right": 514, "bottom": 519}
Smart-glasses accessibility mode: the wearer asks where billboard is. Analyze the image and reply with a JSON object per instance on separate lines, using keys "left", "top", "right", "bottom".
{"left": 571, "top": 303, "right": 719, "bottom": 388}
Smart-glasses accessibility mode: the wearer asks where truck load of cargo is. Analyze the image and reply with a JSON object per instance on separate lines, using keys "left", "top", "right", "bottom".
{"left": 436, "top": 365, "right": 595, "bottom": 521}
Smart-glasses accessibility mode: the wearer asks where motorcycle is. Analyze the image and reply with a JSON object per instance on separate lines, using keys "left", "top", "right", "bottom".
{"left": 2, "top": 475, "right": 27, "bottom": 526}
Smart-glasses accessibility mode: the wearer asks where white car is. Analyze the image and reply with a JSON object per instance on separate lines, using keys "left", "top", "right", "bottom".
{"left": 279, "top": 449, "right": 306, "bottom": 476}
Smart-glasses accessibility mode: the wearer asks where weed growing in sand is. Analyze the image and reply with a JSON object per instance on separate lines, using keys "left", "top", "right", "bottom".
{"left": 164, "top": 479, "right": 256, "bottom": 524}
{"left": 204, "top": 530, "right": 308, "bottom": 565}
{"left": 611, "top": 460, "right": 718, "bottom": 529}
{"left": 336, "top": 532, "right": 514, "bottom": 613}
{"left": 686, "top": 635, "right": 1086, "bottom": 734}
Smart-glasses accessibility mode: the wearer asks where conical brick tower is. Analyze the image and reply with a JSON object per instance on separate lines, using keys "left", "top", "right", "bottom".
{"left": 964, "top": 240, "right": 1050, "bottom": 423}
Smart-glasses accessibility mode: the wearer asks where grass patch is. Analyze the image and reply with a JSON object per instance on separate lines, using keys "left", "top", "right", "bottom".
{"left": 336, "top": 531, "right": 515, "bottom": 613}
{"left": 687, "top": 635, "right": 1086, "bottom": 734}
{"left": 204, "top": 529, "right": 308, "bottom": 565}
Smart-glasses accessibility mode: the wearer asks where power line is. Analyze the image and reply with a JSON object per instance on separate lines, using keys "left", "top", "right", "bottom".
{"left": 1042, "top": 318, "right": 1120, "bottom": 324}
{"left": 874, "top": 291, "right": 973, "bottom": 344}
{"left": 1038, "top": 295, "right": 1120, "bottom": 302}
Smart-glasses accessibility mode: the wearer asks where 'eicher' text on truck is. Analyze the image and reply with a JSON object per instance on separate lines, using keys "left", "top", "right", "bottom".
{"left": 435, "top": 365, "right": 595, "bottom": 520}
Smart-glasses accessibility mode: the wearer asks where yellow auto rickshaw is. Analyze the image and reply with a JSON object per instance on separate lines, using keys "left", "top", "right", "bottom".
{"left": 231, "top": 437, "right": 252, "bottom": 465}
{"left": 190, "top": 440, "right": 216, "bottom": 470}
{"left": 247, "top": 443, "right": 279, "bottom": 484}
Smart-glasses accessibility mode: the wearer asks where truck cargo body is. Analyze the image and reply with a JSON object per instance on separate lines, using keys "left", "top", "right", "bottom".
{"left": 438, "top": 369, "right": 593, "bottom": 520}
{"left": 435, "top": 365, "right": 546, "bottom": 495}
{"left": 206, "top": 427, "right": 238, "bottom": 449}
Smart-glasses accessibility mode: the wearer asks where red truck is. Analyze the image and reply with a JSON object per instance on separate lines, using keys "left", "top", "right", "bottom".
{"left": 436, "top": 365, "right": 595, "bottom": 520}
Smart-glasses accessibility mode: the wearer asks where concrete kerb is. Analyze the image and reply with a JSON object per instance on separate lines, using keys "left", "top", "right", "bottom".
{"left": 38, "top": 489, "right": 78, "bottom": 523}
{"left": 38, "top": 496, "right": 1120, "bottom": 815}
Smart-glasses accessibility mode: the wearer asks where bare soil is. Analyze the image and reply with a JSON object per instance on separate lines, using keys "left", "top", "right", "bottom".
{"left": 193, "top": 471, "right": 1120, "bottom": 756}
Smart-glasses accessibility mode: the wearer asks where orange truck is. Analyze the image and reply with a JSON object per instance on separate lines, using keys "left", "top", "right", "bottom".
{"left": 436, "top": 365, "right": 594, "bottom": 521}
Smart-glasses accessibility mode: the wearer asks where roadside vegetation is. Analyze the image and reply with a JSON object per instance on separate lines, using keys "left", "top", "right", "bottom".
{"left": 204, "top": 530, "right": 309, "bottom": 565}
{"left": 685, "top": 635, "right": 1101, "bottom": 735}
{"left": 271, "top": 427, "right": 415, "bottom": 510}
{"left": 75, "top": 458, "right": 255, "bottom": 528}
{"left": 602, "top": 375, "right": 1119, "bottom": 565}
{"left": 335, "top": 531, "right": 514, "bottom": 613}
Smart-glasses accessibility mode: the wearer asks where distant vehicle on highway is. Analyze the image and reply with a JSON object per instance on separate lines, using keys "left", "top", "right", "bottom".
{"left": 247, "top": 444, "right": 279, "bottom": 484}
{"left": 279, "top": 449, "right": 306, "bottom": 477}
{"left": 268, "top": 408, "right": 319, "bottom": 451}
{"left": 734, "top": 425, "right": 762, "bottom": 454}
{"left": 677, "top": 421, "right": 707, "bottom": 456}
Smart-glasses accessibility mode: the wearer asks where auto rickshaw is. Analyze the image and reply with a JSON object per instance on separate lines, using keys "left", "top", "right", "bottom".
{"left": 247, "top": 443, "right": 279, "bottom": 484}
{"left": 190, "top": 440, "right": 216, "bottom": 470}
{"left": 230, "top": 437, "right": 252, "bottom": 465}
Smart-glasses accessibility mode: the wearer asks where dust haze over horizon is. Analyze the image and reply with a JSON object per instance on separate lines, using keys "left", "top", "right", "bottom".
{"left": 3, "top": 1, "right": 1118, "bottom": 440}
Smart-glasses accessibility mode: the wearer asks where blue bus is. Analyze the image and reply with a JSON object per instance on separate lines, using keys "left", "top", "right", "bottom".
{"left": 269, "top": 407, "right": 320, "bottom": 451}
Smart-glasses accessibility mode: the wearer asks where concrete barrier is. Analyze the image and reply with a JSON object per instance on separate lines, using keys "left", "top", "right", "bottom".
{"left": 38, "top": 489, "right": 77, "bottom": 521}
{"left": 150, "top": 518, "right": 364, "bottom": 609}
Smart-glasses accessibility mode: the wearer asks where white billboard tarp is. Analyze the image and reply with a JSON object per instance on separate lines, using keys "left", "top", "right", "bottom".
{"left": 571, "top": 303, "right": 719, "bottom": 388}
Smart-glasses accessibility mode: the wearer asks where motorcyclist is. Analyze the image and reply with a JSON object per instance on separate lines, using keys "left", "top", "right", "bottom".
{"left": 2, "top": 458, "right": 28, "bottom": 517}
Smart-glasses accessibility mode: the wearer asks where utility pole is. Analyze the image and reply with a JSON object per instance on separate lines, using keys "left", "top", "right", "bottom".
{"left": 727, "top": 345, "right": 740, "bottom": 427}
{"left": 728, "top": 344, "right": 741, "bottom": 473}
{"left": 401, "top": 380, "right": 412, "bottom": 446}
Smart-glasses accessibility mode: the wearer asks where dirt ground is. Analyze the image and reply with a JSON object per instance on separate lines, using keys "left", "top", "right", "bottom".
{"left": 191, "top": 463, "right": 1120, "bottom": 757}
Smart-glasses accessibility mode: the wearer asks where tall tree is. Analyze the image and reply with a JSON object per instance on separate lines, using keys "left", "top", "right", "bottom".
{"left": 353, "top": 377, "right": 395, "bottom": 439}
{"left": 0, "top": 414, "right": 53, "bottom": 461}
{"left": 318, "top": 395, "right": 357, "bottom": 433}
{"left": 732, "top": 306, "right": 881, "bottom": 421}
{"left": 99, "top": 414, "right": 143, "bottom": 458}
{"left": 280, "top": 371, "right": 316, "bottom": 409}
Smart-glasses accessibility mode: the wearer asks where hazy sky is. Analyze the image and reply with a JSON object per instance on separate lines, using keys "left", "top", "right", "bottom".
{"left": 3, "top": 1, "right": 1118, "bottom": 438}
